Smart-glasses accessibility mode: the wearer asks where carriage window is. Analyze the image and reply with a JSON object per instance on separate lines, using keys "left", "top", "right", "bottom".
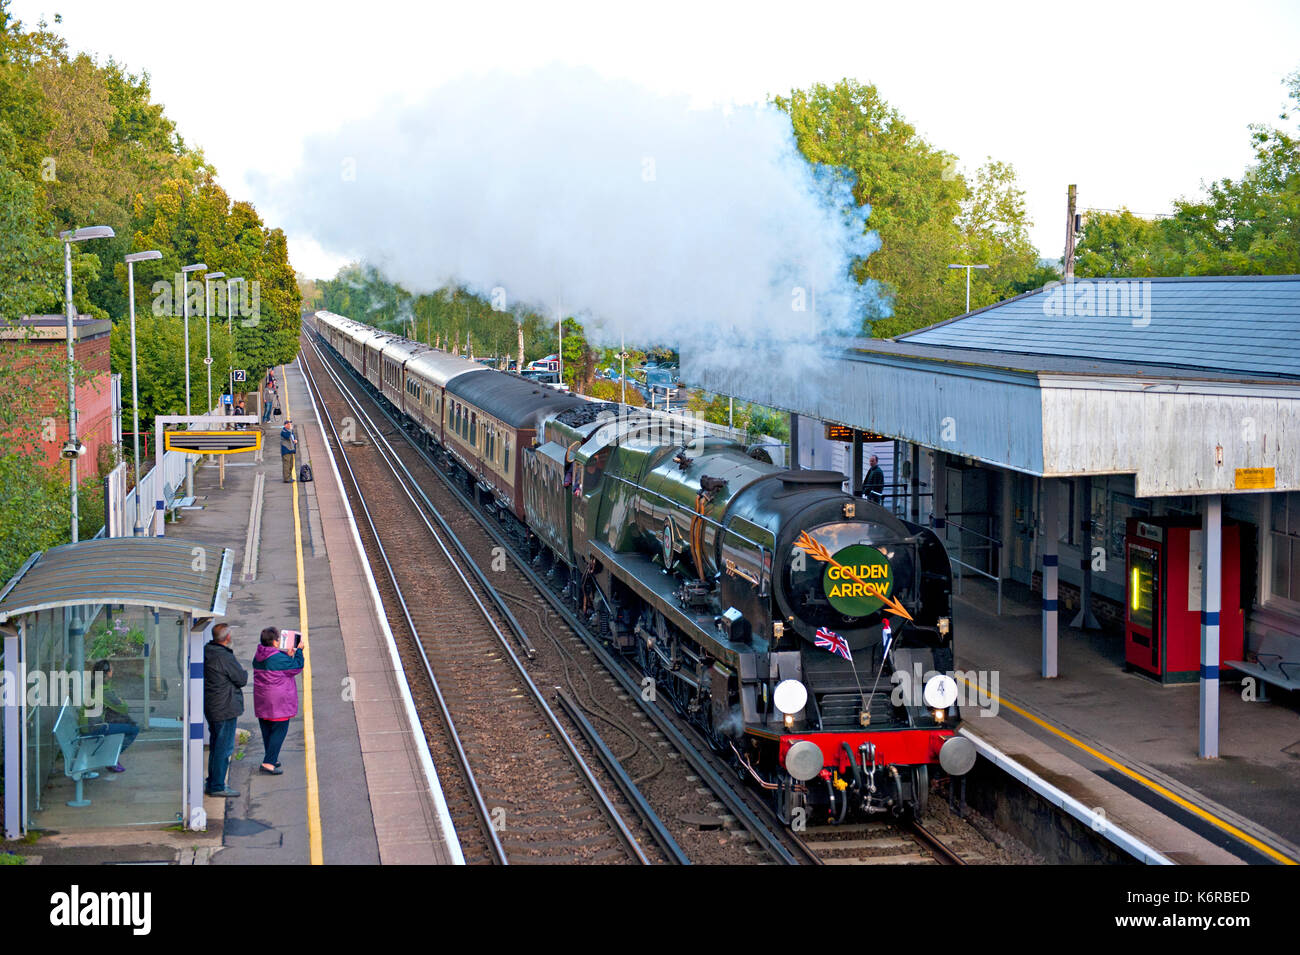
{"left": 470, "top": 414, "right": 477, "bottom": 445}
{"left": 504, "top": 437, "right": 511, "bottom": 476}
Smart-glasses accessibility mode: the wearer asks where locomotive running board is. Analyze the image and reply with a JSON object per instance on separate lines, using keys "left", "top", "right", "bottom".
{"left": 588, "top": 541, "right": 759, "bottom": 669}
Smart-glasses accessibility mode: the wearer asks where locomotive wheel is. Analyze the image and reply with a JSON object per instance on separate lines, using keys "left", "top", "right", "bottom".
{"left": 911, "top": 765, "right": 929, "bottom": 818}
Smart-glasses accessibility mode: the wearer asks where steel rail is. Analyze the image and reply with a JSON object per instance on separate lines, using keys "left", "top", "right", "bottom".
{"left": 299, "top": 349, "right": 507, "bottom": 864}
{"left": 309, "top": 329, "right": 802, "bottom": 866}
{"left": 304, "top": 336, "right": 655, "bottom": 864}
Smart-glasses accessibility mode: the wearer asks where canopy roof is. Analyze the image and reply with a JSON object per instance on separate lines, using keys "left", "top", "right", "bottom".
{"left": 0, "top": 538, "right": 233, "bottom": 621}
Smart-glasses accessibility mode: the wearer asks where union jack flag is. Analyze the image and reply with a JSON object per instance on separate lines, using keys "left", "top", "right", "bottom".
{"left": 814, "top": 626, "right": 852, "bottom": 661}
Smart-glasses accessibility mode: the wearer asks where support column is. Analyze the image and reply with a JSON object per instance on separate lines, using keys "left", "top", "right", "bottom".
{"left": 184, "top": 616, "right": 210, "bottom": 829}
{"left": 851, "top": 430, "right": 863, "bottom": 497}
{"left": 1041, "top": 479, "right": 1059, "bottom": 678}
{"left": 788, "top": 412, "right": 800, "bottom": 470}
{"left": 3, "top": 624, "right": 23, "bottom": 839}
{"left": 932, "top": 451, "right": 947, "bottom": 536}
{"left": 909, "top": 444, "right": 920, "bottom": 522}
{"left": 1200, "top": 495, "right": 1222, "bottom": 759}
{"left": 1071, "top": 476, "right": 1102, "bottom": 630}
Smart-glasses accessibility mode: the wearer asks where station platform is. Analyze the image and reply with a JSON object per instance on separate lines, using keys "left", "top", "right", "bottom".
{"left": 27, "top": 358, "right": 461, "bottom": 865}
{"left": 951, "top": 576, "right": 1300, "bottom": 865}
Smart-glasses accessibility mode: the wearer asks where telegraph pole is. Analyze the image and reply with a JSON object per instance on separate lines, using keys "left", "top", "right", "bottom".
{"left": 1064, "top": 184, "right": 1078, "bottom": 281}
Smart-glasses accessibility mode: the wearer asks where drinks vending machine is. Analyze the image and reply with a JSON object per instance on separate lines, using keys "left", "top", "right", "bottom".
{"left": 1124, "top": 516, "right": 1243, "bottom": 683}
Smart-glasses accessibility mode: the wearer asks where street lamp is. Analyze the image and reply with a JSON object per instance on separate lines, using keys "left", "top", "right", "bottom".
{"left": 202, "top": 271, "right": 225, "bottom": 415}
{"left": 947, "top": 263, "right": 989, "bottom": 315}
{"left": 125, "top": 250, "right": 162, "bottom": 536}
{"left": 180, "top": 263, "right": 207, "bottom": 416}
{"left": 226, "top": 278, "right": 245, "bottom": 420}
{"left": 59, "top": 225, "right": 115, "bottom": 543}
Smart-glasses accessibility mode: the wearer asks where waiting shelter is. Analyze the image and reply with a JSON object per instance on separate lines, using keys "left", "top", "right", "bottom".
{"left": 1, "top": 537, "right": 232, "bottom": 838}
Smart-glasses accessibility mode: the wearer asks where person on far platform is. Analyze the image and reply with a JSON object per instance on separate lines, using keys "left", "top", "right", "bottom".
{"left": 280, "top": 419, "right": 298, "bottom": 483}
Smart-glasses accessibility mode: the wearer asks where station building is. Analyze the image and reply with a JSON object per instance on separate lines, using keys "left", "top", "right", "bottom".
{"left": 686, "top": 275, "right": 1300, "bottom": 756}
{"left": 0, "top": 315, "right": 117, "bottom": 470}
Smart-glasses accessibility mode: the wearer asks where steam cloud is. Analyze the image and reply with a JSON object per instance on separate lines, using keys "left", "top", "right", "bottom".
{"left": 262, "top": 65, "right": 884, "bottom": 379}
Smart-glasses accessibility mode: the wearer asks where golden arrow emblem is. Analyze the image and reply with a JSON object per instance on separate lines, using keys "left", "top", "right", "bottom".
{"left": 795, "top": 531, "right": 914, "bottom": 621}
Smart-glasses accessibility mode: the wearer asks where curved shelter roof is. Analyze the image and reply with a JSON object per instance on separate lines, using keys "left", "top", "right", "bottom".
{"left": 0, "top": 538, "right": 234, "bottom": 622}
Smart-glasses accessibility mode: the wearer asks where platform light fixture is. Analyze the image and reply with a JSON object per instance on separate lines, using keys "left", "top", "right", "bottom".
{"left": 59, "top": 225, "right": 116, "bottom": 543}
{"left": 125, "top": 249, "right": 163, "bottom": 536}
{"left": 202, "top": 271, "right": 225, "bottom": 416}
{"left": 180, "top": 263, "right": 207, "bottom": 416}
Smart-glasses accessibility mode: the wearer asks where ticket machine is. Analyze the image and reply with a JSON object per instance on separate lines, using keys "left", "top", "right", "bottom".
{"left": 1124, "top": 516, "right": 1243, "bottom": 683}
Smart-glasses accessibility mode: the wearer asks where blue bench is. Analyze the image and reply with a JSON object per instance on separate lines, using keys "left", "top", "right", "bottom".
{"left": 52, "top": 700, "right": 126, "bottom": 808}
{"left": 1227, "top": 634, "right": 1300, "bottom": 701}
{"left": 161, "top": 480, "right": 196, "bottom": 522}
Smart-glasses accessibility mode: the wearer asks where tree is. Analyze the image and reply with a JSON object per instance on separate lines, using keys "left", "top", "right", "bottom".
{"left": 773, "top": 80, "right": 1039, "bottom": 334}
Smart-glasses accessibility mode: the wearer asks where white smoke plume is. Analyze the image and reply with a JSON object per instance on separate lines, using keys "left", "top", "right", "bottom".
{"left": 261, "top": 65, "right": 884, "bottom": 380}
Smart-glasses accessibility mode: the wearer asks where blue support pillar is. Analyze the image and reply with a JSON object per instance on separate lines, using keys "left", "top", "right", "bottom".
{"left": 184, "top": 615, "right": 210, "bottom": 829}
{"left": 1199, "top": 496, "right": 1222, "bottom": 759}
{"left": 1041, "top": 479, "right": 1059, "bottom": 678}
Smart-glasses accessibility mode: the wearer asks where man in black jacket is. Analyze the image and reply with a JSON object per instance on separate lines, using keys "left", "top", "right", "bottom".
{"left": 862, "top": 454, "right": 885, "bottom": 504}
{"left": 204, "top": 623, "right": 247, "bottom": 797}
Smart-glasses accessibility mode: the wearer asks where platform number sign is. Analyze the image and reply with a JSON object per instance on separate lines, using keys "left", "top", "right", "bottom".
{"left": 233, "top": 369, "right": 247, "bottom": 383}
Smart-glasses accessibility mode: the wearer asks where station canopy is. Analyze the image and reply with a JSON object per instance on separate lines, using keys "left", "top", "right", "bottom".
{"left": 0, "top": 538, "right": 232, "bottom": 621}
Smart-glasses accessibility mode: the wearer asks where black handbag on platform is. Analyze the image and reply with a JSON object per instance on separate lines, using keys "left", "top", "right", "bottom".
{"left": 299, "top": 463, "right": 313, "bottom": 483}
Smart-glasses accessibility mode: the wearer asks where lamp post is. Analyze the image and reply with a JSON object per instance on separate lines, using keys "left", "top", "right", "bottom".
{"left": 59, "top": 225, "right": 115, "bottom": 543}
{"left": 226, "top": 278, "right": 244, "bottom": 421}
{"left": 202, "top": 271, "right": 225, "bottom": 415}
{"left": 947, "top": 263, "right": 989, "bottom": 315}
{"left": 125, "top": 250, "right": 163, "bottom": 536}
{"left": 180, "top": 263, "right": 206, "bottom": 416}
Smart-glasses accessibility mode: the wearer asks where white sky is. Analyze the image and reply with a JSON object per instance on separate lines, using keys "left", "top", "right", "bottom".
{"left": 16, "top": 0, "right": 1300, "bottom": 280}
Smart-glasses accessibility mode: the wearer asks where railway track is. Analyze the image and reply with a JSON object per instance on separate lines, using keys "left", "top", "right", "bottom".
{"left": 301, "top": 327, "right": 1010, "bottom": 867}
{"left": 299, "top": 343, "right": 663, "bottom": 865}
{"left": 302, "top": 331, "right": 802, "bottom": 864}
{"left": 793, "top": 819, "right": 969, "bottom": 865}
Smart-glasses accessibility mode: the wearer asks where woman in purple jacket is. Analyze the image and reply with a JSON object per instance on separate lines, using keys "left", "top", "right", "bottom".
{"left": 252, "top": 627, "right": 305, "bottom": 775}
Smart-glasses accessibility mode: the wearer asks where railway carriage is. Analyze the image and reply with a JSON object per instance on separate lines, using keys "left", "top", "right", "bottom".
{"left": 404, "top": 350, "right": 490, "bottom": 443}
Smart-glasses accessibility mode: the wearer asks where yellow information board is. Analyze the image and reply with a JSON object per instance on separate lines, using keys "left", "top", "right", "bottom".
{"left": 164, "top": 430, "right": 262, "bottom": 455}
{"left": 1234, "top": 467, "right": 1275, "bottom": 490}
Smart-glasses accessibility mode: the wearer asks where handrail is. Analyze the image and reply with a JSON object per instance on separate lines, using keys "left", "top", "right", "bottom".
{"left": 943, "top": 513, "right": 1003, "bottom": 615}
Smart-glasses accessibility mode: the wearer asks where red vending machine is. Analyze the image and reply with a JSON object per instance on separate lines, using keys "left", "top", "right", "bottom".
{"left": 1124, "top": 516, "right": 1243, "bottom": 683}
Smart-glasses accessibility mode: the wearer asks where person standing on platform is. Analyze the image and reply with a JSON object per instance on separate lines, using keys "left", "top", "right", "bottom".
{"left": 252, "top": 628, "right": 305, "bottom": 775}
{"left": 280, "top": 419, "right": 298, "bottom": 483}
{"left": 862, "top": 454, "right": 885, "bottom": 505}
{"left": 234, "top": 398, "right": 247, "bottom": 430}
{"left": 204, "top": 623, "right": 247, "bottom": 798}
{"left": 262, "top": 379, "right": 275, "bottom": 424}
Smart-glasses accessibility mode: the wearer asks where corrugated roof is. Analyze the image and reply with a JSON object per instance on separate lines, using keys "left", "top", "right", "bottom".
{"left": 898, "top": 275, "right": 1300, "bottom": 379}
{"left": 0, "top": 538, "right": 233, "bottom": 621}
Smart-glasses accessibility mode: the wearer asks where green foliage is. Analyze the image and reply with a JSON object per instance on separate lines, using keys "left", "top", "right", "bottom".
{"left": 1077, "top": 69, "right": 1300, "bottom": 280}
{"left": 774, "top": 80, "right": 1042, "bottom": 335}
{"left": 88, "top": 619, "right": 146, "bottom": 659}
{"left": 0, "top": 4, "right": 299, "bottom": 569}
{"left": 686, "top": 391, "right": 789, "bottom": 442}
{"left": 584, "top": 379, "right": 645, "bottom": 406}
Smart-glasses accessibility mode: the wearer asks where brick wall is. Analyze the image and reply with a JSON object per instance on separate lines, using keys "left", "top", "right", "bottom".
{"left": 1030, "top": 571, "right": 1127, "bottom": 635}
{"left": 1, "top": 333, "right": 113, "bottom": 472}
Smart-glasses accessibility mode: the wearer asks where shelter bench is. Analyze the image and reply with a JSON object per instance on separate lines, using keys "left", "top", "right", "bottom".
{"left": 52, "top": 700, "right": 126, "bottom": 808}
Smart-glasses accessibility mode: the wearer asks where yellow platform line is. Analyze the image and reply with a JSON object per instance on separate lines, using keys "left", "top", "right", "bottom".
{"left": 960, "top": 676, "right": 1295, "bottom": 865}
{"left": 283, "top": 365, "right": 324, "bottom": 865}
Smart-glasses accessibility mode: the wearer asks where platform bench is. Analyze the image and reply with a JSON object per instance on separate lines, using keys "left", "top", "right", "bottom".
{"left": 161, "top": 481, "right": 196, "bottom": 521}
{"left": 52, "top": 700, "right": 126, "bottom": 808}
{"left": 1227, "top": 634, "right": 1300, "bottom": 700}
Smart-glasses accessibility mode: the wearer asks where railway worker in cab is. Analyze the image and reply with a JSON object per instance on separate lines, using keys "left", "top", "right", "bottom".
{"left": 280, "top": 419, "right": 298, "bottom": 483}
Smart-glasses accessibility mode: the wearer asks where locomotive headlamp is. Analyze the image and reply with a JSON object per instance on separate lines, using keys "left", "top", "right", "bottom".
{"left": 773, "top": 679, "right": 807, "bottom": 716}
{"left": 923, "top": 674, "right": 959, "bottom": 709}
{"left": 937, "top": 617, "right": 951, "bottom": 636}
{"left": 933, "top": 709, "right": 946, "bottom": 723}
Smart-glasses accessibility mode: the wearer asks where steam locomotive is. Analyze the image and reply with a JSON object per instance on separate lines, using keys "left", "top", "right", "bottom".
{"left": 314, "top": 311, "right": 976, "bottom": 824}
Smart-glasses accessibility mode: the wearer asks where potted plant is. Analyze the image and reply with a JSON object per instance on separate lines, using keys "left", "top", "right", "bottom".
{"left": 88, "top": 618, "right": 149, "bottom": 698}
